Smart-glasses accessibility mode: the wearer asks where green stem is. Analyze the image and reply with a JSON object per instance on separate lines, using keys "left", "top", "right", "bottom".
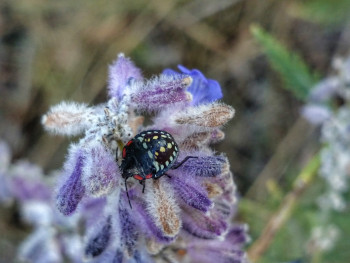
{"left": 247, "top": 153, "right": 321, "bottom": 262}
{"left": 311, "top": 250, "right": 323, "bottom": 263}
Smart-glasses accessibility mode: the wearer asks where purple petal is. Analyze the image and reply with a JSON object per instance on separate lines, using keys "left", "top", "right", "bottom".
{"left": 18, "top": 227, "right": 61, "bottom": 263}
{"left": 162, "top": 68, "right": 178, "bottom": 75}
{"left": 210, "top": 129, "right": 225, "bottom": 143}
{"left": 119, "top": 199, "right": 138, "bottom": 255}
{"left": 21, "top": 201, "right": 53, "bottom": 226}
{"left": 301, "top": 104, "right": 332, "bottom": 125}
{"left": 309, "top": 77, "right": 340, "bottom": 102}
{"left": 181, "top": 206, "right": 228, "bottom": 239}
{"left": 10, "top": 175, "right": 51, "bottom": 202}
{"left": 209, "top": 172, "right": 237, "bottom": 205}
{"left": 133, "top": 249, "right": 154, "bottom": 263}
{"left": 60, "top": 234, "right": 84, "bottom": 263}
{"left": 213, "top": 200, "right": 233, "bottom": 220}
{"left": 81, "top": 197, "right": 107, "bottom": 228}
{"left": 56, "top": 146, "right": 86, "bottom": 215}
{"left": 82, "top": 143, "right": 119, "bottom": 197}
{"left": 186, "top": 226, "right": 249, "bottom": 263}
{"left": 124, "top": 192, "right": 173, "bottom": 243}
{"left": 111, "top": 248, "right": 153, "bottom": 263}
{"left": 129, "top": 74, "right": 192, "bottom": 112}
{"left": 225, "top": 225, "right": 250, "bottom": 247}
{"left": 85, "top": 216, "right": 112, "bottom": 258}
{"left": 163, "top": 65, "right": 223, "bottom": 105}
{"left": 171, "top": 176, "right": 212, "bottom": 212}
{"left": 8, "top": 161, "right": 51, "bottom": 202}
{"left": 112, "top": 249, "right": 124, "bottom": 263}
{"left": 175, "top": 155, "right": 227, "bottom": 177}
{"left": 108, "top": 53, "right": 142, "bottom": 100}
{"left": 187, "top": 246, "right": 246, "bottom": 263}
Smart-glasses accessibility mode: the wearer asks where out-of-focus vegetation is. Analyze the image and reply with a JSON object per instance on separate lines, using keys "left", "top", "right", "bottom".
{"left": 250, "top": 25, "right": 320, "bottom": 100}
{"left": 1, "top": 0, "right": 350, "bottom": 262}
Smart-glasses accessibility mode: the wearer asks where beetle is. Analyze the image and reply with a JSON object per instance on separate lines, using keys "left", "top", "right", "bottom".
{"left": 120, "top": 130, "right": 196, "bottom": 208}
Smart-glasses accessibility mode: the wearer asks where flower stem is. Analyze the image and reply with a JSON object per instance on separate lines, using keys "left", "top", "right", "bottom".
{"left": 247, "top": 153, "right": 321, "bottom": 262}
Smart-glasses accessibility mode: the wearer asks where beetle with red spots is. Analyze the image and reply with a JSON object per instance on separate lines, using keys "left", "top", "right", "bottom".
{"left": 120, "top": 129, "right": 196, "bottom": 208}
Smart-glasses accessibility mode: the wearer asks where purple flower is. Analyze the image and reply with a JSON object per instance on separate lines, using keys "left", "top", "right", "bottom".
{"left": 308, "top": 77, "right": 340, "bottom": 103}
{"left": 129, "top": 74, "right": 193, "bottom": 112}
{"left": 185, "top": 225, "right": 250, "bottom": 263}
{"left": 118, "top": 197, "right": 138, "bottom": 255}
{"left": 56, "top": 146, "right": 86, "bottom": 216}
{"left": 171, "top": 175, "right": 212, "bottom": 212}
{"left": 82, "top": 142, "right": 119, "bottom": 197}
{"left": 9, "top": 161, "right": 51, "bottom": 202}
{"left": 108, "top": 53, "right": 143, "bottom": 100}
{"left": 0, "top": 141, "right": 89, "bottom": 263}
{"left": 85, "top": 216, "right": 112, "bottom": 258}
{"left": 163, "top": 65, "right": 223, "bottom": 105}
{"left": 301, "top": 104, "right": 332, "bottom": 125}
{"left": 41, "top": 53, "right": 248, "bottom": 262}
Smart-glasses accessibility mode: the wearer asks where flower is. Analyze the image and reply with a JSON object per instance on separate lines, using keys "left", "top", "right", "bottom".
{"left": 40, "top": 53, "right": 248, "bottom": 262}
{"left": 302, "top": 55, "right": 350, "bottom": 212}
{"left": 307, "top": 225, "right": 340, "bottom": 253}
{"left": 0, "top": 141, "right": 104, "bottom": 263}
{"left": 318, "top": 107, "right": 350, "bottom": 211}
{"left": 163, "top": 65, "right": 223, "bottom": 106}
{"left": 302, "top": 55, "right": 350, "bottom": 126}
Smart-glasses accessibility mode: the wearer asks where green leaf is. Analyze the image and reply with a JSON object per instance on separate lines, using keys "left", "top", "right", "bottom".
{"left": 251, "top": 25, "right": 319, "bottom": 101}
{"left": 295, "top": 0, "right": 350, "bottom": 26}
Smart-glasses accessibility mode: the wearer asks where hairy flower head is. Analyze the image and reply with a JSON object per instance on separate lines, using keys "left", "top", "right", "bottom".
{"left": 41, "top": 53, "right": 248, "bottom": 262}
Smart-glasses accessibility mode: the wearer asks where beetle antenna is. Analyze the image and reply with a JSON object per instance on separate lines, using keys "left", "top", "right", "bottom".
{"left": 125, "top": 177, "right": 132, "bottom": 209}
{"left": 171, "top": 156, "right": 198, "bottom": 170}
{"left": 142, "top": 180, "right": 146, "bottom": 193}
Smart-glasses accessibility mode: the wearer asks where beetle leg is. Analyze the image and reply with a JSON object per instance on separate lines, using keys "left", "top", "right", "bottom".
{"left": 171, "top": 156, "right": 198, "bottom": 170}
{"left": 125, "top": 177, "right": 132, "bottom": 209}
{"left": 142, "top": 180, "right": 146, "bottom": 193}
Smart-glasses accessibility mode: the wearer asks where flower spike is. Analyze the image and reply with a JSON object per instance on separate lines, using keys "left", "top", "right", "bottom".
{"left": 37, "top": 54, "right": 248, "bottom": 262}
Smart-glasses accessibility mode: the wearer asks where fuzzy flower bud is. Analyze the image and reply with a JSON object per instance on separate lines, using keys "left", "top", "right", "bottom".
{"left": 176, "top": 154, "right": 228, "bottom": 177}
{"left": 131, "top": 195, "right": 174, "bottom": 243}
{"left": 108, "top": 53, "right": 143, "bottom": 100}
{"left": 174, "top": 102, "right": 235, "bottom": 127}
{"left": 42, "top": 101, "right": 93, "bottom": 136}
{"left": 172, "top": 175, "right": 212, "bottom": 212}
{"left": 181, "top": 206, "right": 228, "bottom": 239}
{"left": 56, "top": 145, "right": 85, "bottom": 215}
{"left": 145, "top": 179, "right": 181, "bottom": 238}
{"left": 129, "top": 74, "right": 193, "bottom": 111}
{"left": 84, "top": 216, "right": 112, "bottom": 258}
{"left": 119, "top": 200, "right": 138, "bottom": 256}
{"left": 82, "top": 142, "right": 119, "bottom": 197}
{"left": 18, "top": 227, "right": 61, "bottom": 263}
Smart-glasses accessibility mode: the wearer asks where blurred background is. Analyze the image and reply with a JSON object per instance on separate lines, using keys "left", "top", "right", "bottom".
{"left": 1, "top": 0, "right": 350, "bottom": 262}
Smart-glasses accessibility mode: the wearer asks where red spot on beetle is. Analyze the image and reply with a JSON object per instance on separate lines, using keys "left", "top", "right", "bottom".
{"left": 145, "top": 174, "right": 152, "bottom": 179}
{"left": 126, "top": 140, "right": 133, "bottom": 146}
{"left": 122, "top": 148, "right": 126, "bottom": 158}
{"left": 133, "top": 175, "right": 143, "bottom": 181}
